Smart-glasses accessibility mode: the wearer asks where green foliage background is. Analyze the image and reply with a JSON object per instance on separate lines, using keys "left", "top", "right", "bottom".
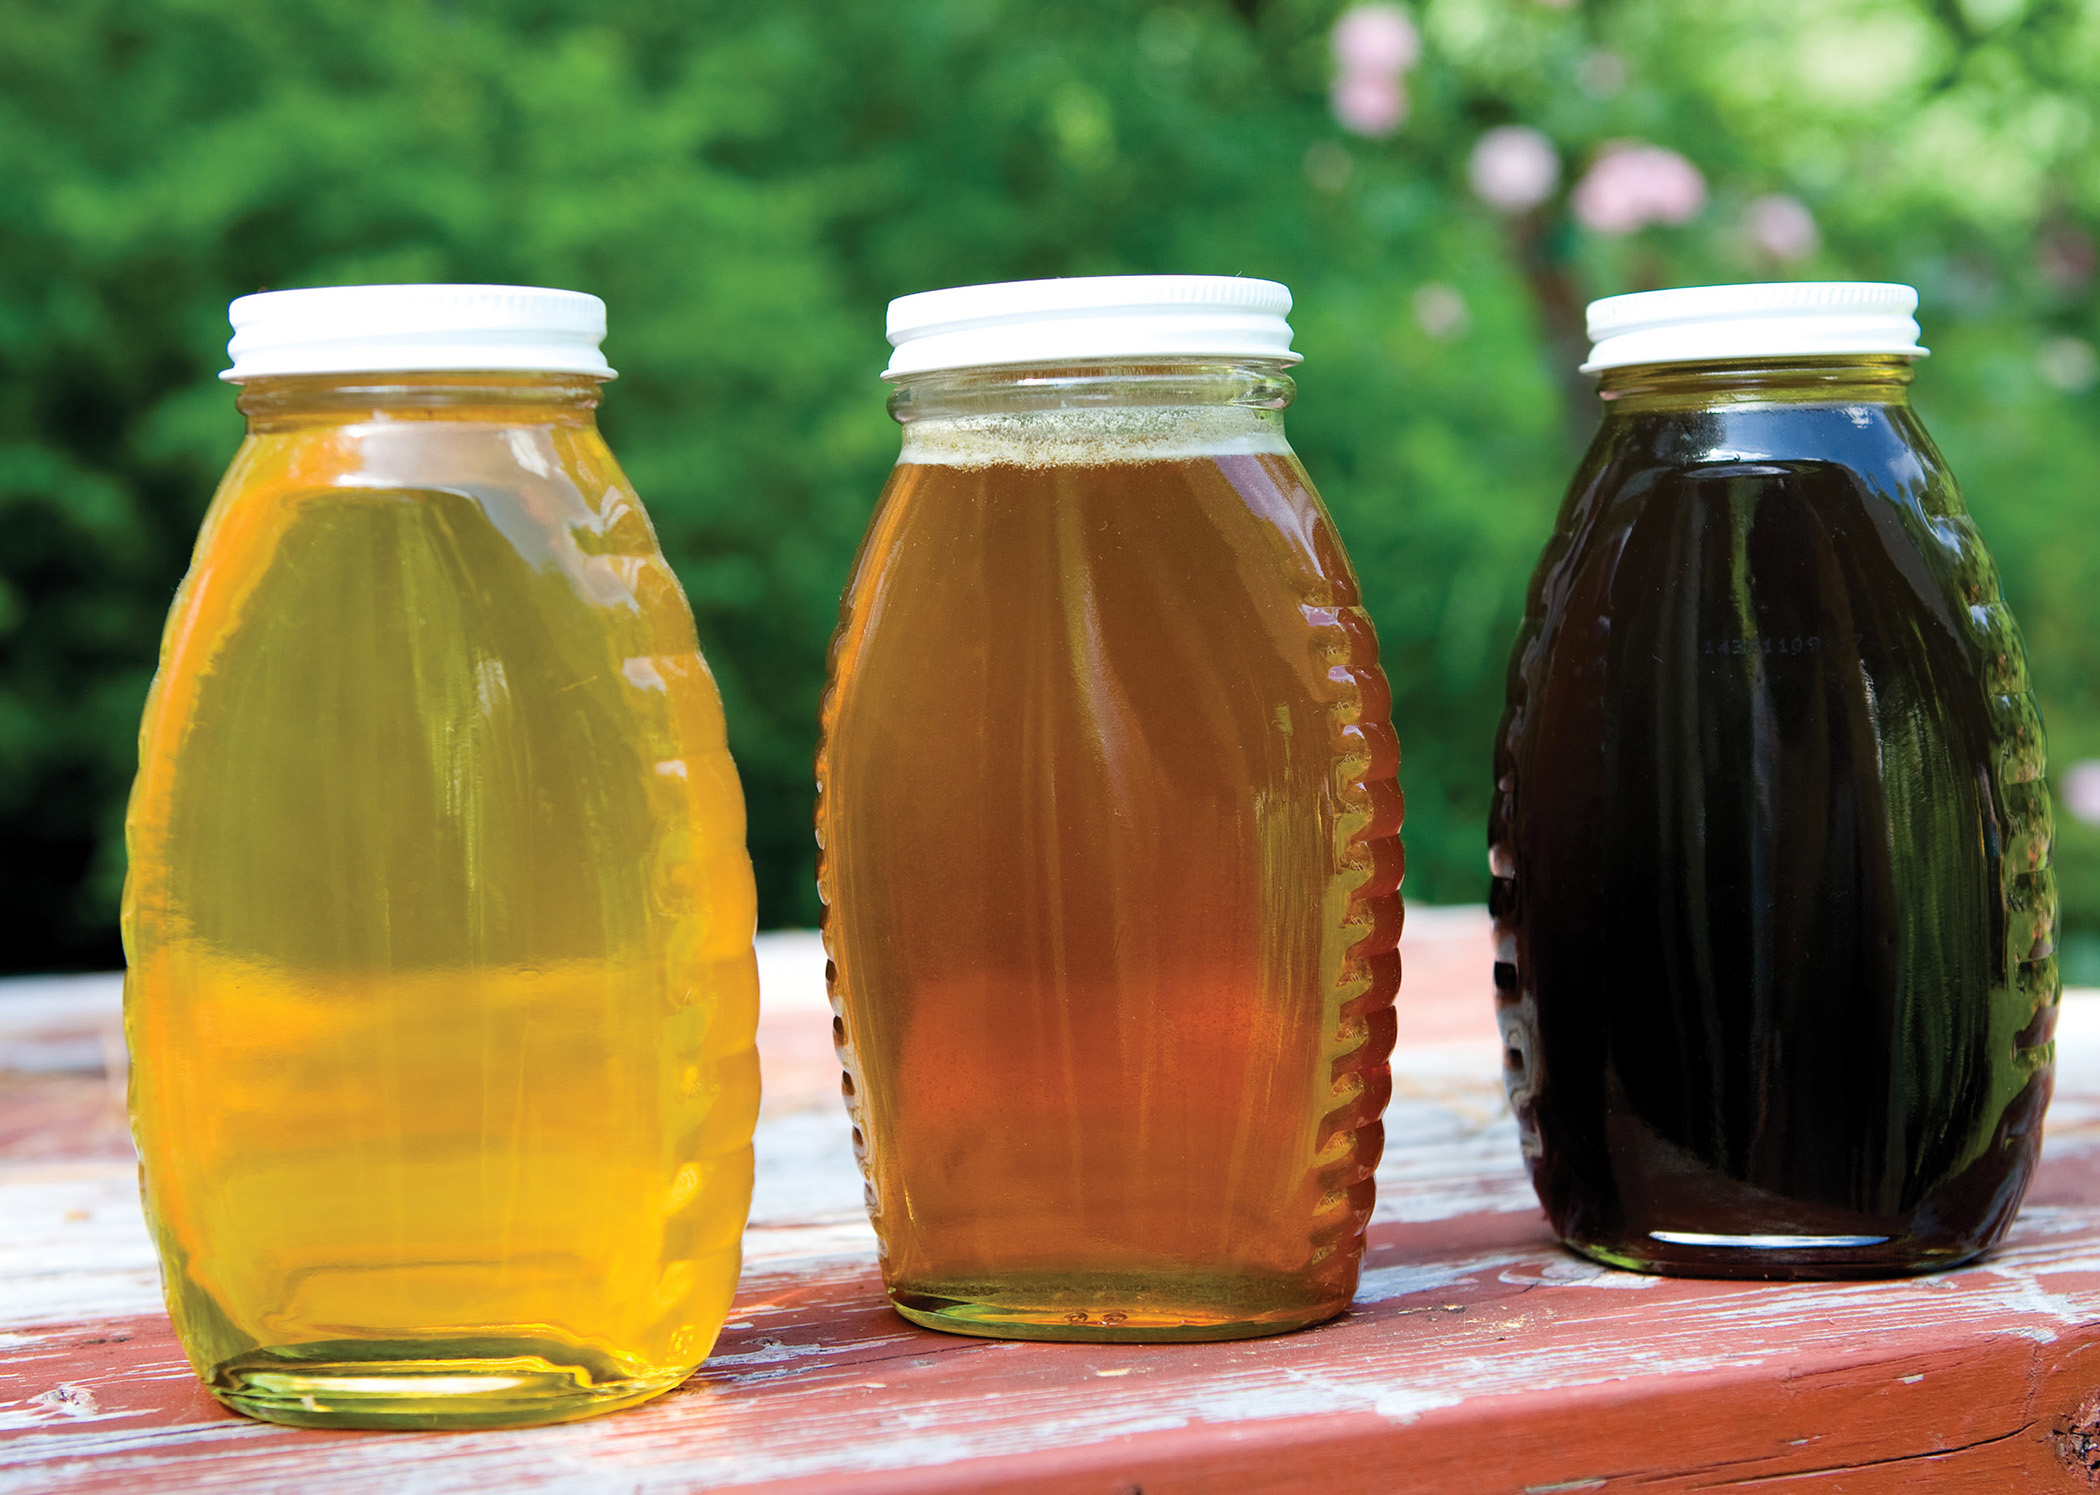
{"left": 6, "top": 0, "right": 2100, "bottom": 970}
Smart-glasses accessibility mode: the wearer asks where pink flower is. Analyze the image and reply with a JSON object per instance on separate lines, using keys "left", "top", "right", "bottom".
{"left": 1745, "top": 194, "right": 1820, "bottom": 262}
{"left": 1331, "top": 70, "right": 1406, "bottom": 137}
{"left": 1469, "top": 126, "right": 1561, "bottom": 214}
{"left": 1571, "top": 143, "right": 1706, "bottom": 234}
{"left": 1329, "top": 4, "right": 1418, "bottom": 135}
{"left": 2065, "top": 760, "right": 2100, "bottom": 825}
{"left": 1331, "top": 5, "right": 1420, "bottom": 76}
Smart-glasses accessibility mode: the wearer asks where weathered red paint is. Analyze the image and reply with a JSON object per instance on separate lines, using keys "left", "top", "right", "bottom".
{"left": 6, "top": 918, "right": 2100, "bottom": 1493}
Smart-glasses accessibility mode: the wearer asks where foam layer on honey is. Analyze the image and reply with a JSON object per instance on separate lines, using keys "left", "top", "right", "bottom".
{"left": 898, "top": 405, "right": 1291, "bottom": 469}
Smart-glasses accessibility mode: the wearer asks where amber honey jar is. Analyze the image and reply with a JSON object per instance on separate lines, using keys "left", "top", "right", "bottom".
{"left": 817, "top": 276, "right": 1405, "bottom": 1340}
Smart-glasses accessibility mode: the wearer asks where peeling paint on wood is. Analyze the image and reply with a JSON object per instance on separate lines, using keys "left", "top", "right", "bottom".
{"left": 7, "top": 918, "right": 2100, "bottom": 1492}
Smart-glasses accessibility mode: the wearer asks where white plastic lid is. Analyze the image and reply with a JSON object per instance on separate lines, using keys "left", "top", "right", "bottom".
{"left": 1582, "top": 282, "right": 1928, "bottom": 373}
{"left": 883, "top": 275, "right": 1299, "bottom": 378}
{"left": 222, "top": 283, "right": 615, "bottom": 382}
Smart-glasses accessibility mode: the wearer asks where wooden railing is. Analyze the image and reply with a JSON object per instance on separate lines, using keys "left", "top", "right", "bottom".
{"left": 5, "top": 910, "right": 2099, "bottom": 1490}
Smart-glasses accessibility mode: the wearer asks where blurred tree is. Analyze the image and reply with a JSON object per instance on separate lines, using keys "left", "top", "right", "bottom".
{"left": 4, "top": 0, "right": 2100, "bottom": 972}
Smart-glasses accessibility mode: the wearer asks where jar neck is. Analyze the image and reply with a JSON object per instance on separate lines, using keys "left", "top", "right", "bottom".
{"left": 887, "top": 360, "right": 1296, "bottom": 423}
{"left": 1595, "top": 355, "right": 1916, "bottom": 414}
{"left": 234, "top": 372, "right": 605, "bottom": 433}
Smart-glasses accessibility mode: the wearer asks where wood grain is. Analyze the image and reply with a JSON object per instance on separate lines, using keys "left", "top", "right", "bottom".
{"left": 6, "top": 916, "right": 2100, "bottom": 1493}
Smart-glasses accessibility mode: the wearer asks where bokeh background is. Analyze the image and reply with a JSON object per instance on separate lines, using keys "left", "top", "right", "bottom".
{"left": 6, "top": 0, "right": 2100, "bottom": 974}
